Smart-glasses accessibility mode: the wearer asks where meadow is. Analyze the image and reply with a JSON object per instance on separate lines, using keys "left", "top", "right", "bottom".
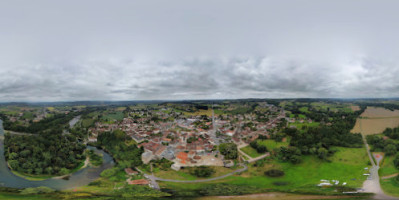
{"left": 161, "top": 147, "right": 370, "bottom": 196}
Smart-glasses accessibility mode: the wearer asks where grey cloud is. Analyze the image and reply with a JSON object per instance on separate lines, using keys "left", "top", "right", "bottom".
{"left": 1, "top": 0, "right": 399, "bottom": 101}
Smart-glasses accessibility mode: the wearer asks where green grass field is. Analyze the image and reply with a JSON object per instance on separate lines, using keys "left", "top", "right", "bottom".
{"left": 161, "top": 147, "right": 370, "bottom": 196}
{"left": 81, "top": 118, "right": 94, "bottom": 128}
{"left": 101, "top": 112, "right": 124, "bottom": 121}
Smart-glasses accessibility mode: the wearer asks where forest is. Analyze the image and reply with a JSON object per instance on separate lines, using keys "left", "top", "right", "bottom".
{"left": 4, "top": 132, "right": 86, "bottom": 176}
{"left": 96, "top": 130, "right": 144, "bottom": 168}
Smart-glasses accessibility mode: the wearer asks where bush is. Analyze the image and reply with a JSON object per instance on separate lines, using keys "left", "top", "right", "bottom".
{"left": 265, "top": 169, "right": 285, "bottom": 177}
{"left": 219, "top": 143, "right": 238, "bottom": 159}
{"left": 20, "top": 186, "right": 55, "bottom": 195}
{"left": 189, "top": 166, "right": 215, "bottom": 177}
{"left": 198, "top": 184, "right": 257, "bottom": 196}
{"left": 394, "top": 154, "right": 399, "bottom": 170}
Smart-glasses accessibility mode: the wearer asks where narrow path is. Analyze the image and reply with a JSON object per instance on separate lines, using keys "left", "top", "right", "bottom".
{"left": 381, "top": 173, "right": 398, "bottom": 180}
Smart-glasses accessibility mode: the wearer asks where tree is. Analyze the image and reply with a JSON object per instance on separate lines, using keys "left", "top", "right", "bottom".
{"left": 317, "top": 147, "right": 328, "bottom": 160}
{"left": 384, "top": 144, "right": 397, "bottom": 156}
{"left": 394, "top": 154, "right": 399, "bottom": 170}
{"left": 60, "top": 168, "right": 69, "bottom": 175}
{"left": 219, "top": 143, "right": 238, "bottom": 159}
{"left": 189, "top": 166, "right": 215, "bottom": 177}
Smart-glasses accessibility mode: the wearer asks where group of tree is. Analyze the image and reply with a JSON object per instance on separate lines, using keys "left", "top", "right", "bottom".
{"left": 4, "top": 131, "right": 86, "bottom": 176}
{"left": 249, "top": 140, "right": 268, "bottom": 154}
{"left": 96, "top": 130, "right": 144, "bottom": 168}
{"left": 367, "top": 135, "right": 399, "bottom": 155}
{"left": 218, "top": 143, "right": 238, "bottom": 159}
{"left": 86, "top": 149, "right": 103, "bottom": 166}
{"left": 383, "top": 127, "right": 399, "bottom": 140}
{"left": 275, "top": 146, "right": 302, "bottom": 164}
{"left": 286, "top": 114, "right": 362, "bottom": 158}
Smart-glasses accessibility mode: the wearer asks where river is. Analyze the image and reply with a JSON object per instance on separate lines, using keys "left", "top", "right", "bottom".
{"left": 0, "top": 119, "right": 114, "bottom": 190}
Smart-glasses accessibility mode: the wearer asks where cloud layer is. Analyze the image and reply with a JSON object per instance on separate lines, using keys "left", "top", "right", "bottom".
{"left": 1, "top": 0, "right": 399, "bottom": 101}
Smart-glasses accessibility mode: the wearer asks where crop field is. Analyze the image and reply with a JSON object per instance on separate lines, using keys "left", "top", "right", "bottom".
{"left": 351, "top": 105, "right": 360, "bottom": 111}
{"left": 351, "top": 107, "right": 399, "bottom": 135}
{"left": 184, "top": 109, "right": 213, "bottom": 117}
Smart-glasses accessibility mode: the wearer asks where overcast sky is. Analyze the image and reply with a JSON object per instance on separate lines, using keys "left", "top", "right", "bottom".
{"left": 1, "top": 0, "right": 399, "bottom": 101}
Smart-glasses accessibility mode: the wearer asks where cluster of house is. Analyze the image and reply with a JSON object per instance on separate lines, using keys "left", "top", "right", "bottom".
{"left": 87, "top": 103, "right": 288, "bottom": 170}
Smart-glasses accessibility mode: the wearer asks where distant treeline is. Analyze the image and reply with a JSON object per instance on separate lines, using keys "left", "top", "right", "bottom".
{"left": 357, "top": 102, "right": 399, "bottom": 111}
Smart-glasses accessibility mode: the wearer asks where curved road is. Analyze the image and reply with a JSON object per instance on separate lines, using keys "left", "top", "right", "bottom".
{"left": 152, "top": 164, "right": 247, "bottom": 183}
{"left": 138, "top": 163, "right": 248, "bottom": 189}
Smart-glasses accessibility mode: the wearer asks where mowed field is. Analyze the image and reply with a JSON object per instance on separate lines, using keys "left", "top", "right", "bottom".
{"left": 351, "top": 107, "right": 399, "bottom": 135}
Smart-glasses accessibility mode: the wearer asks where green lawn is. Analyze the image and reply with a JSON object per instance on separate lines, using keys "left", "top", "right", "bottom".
{"left": 257, "top": 139, "right": 289, "bottom": 151}
{"left": 241, "top": 140, "right": 289, "bottom": 158}
{"left": 241, "top": 146, "right": 262, "bottom": 158}
{"left": 161, "top": 147, "right": 370, "bottom": 196}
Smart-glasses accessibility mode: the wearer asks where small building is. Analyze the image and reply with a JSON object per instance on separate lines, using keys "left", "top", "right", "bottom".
{"left": 124, "top": 168, "right": 138, "bottom": 176}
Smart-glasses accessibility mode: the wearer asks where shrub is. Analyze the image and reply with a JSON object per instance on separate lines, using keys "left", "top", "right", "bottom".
{"left": 394, "top": 154, "right": 399, "bottom": 170}
{"left": 265, "top": 169, "right": 285, "bottom": 177}
{"left": 20, "top": 186, "right": 55, "bottom": 195}
{"left": 189, "top": 166, "right": 215, "bottom": 177}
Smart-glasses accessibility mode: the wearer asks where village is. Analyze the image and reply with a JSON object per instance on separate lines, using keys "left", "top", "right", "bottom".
{"left": 87, "top": 103, "right": 289, "bottom": 171}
